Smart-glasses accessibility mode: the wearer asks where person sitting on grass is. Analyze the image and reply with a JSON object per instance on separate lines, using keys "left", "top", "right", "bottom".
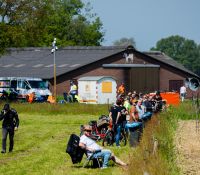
{"left": 79, "top": 125, "right": 127, "bottom": 169}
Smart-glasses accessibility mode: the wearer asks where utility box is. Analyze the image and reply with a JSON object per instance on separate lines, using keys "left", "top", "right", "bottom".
{"left": 78, "top": 76, "right": 117, "bottom": 104}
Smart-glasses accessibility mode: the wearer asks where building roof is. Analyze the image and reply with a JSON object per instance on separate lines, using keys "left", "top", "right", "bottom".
{"left": 0, "top": 46, "right": 126, "bottom": 79}
{"left": 143, "top": 51, "right": 197, "bottom": 76}
{"left": 78, "top": 76, "right": 117, "bottom": 81}
{"left": 0, "top": 46, "right": 198, "bottom": 79}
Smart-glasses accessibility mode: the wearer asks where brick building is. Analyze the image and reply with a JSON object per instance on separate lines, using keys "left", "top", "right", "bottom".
{"left": 0, "top": 46, "right": 199, "bottom": 97}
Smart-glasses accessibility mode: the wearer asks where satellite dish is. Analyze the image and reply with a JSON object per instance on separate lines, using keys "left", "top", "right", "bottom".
{"left": 187, "top": 78, "right": 200, "bottom": 91}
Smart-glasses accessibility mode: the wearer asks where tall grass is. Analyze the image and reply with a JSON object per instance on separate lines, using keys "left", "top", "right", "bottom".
{"left": 127, "top": 101, "right": 198, "bottom": 175}
{"left": 172, "top": 100, "right": 197, "bottom": 120}
{"left": 127, "top": 106, "right": 181, "bottom": 175}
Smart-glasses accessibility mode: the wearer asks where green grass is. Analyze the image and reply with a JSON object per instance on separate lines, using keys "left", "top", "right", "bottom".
{"left": 0, "top": 103, "right": 129, "bottom": 175}
{"left": 0, "top": 102, "right": 195, "bottom": 175}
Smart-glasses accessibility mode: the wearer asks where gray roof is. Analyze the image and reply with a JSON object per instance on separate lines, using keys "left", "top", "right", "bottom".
{"left": 143, "top": 51, "right": 198, "bottom": 76}
{"left": 0, "top": 46, "right": 198, "bottom": 79}
{"left": 0, "top": 46, "right": 126, "bottom": 79}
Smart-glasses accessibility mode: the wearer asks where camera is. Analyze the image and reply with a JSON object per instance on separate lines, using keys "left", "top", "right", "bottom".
{"left": 51, "top": 48, "right": 55, "bottom": 54}
{"left": 51, "top": 46, "right": 58, "bottom": 54}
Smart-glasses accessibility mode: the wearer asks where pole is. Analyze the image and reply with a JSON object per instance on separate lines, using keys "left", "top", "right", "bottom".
{"left": 52, "top": 38, "right": 57, "bottom": 103}
{"left": 54, "top": 50, "right": 56, "bottom": 102}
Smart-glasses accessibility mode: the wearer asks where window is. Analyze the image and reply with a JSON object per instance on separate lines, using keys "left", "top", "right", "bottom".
{"left": 28, "top": 81, "right": 48, "bottom": 89}
{"left": 11, "top": 80, "right": 17, "bottom": 89}
{"left": 102, "top": 82, "right": 112, "bottom": 93}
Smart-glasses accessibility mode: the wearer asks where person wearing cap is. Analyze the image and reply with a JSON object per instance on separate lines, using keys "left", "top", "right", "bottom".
{"left": 0, "top": 103, "right": 19, "bottom": 153}
{"left": 79, "top": 125, "right": 127, "bottom": 169}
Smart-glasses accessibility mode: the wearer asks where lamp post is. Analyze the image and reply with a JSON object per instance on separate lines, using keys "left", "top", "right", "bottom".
{"left": 51, "top": 38, "right": 58, "bottom": 102}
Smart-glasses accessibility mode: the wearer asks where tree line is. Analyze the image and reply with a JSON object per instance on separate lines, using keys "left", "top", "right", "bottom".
{"left": 0, "top": 1, "right": 200, "bottom": 76}
{"left": 0, "top": 0, "right": 104, "bottom": 53}
{"left": 151, "top": 35, "right": 200, "bottom": 76}
{"left": 113, "top": 36, "right": 200, "bottom": 76}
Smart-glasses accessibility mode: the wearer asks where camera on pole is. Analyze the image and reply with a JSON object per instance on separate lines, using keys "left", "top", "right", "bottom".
{"left": 51, "top": 38, "right": 58, "bottom": 54}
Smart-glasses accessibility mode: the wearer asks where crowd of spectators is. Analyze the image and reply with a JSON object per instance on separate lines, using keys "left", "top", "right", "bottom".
{"left": 110, "top": 89, "right": 165, "bottom": 146}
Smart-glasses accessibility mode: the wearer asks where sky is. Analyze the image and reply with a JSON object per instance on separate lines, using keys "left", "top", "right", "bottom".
{"left": 83, "top": 0, "right": 200, "bottom": 51}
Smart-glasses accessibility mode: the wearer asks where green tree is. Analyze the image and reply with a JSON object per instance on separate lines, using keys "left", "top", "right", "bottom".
{"left": 0, "top": 0, "right": 104, "bottom": 53}
{"left": 151, "top": 35, "right": 200, "bottom": 76}
{"left": 113, "top": 37, "right": 136, "bottom": 48}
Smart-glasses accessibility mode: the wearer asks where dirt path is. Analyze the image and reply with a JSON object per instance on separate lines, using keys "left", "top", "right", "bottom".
{"left": 175, "top": 120, "right": 200, "bottom": 175}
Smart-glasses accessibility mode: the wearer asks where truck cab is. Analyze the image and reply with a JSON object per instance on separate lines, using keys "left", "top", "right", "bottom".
{"left": 0, "top": 77, "right": 52, "bottom": 101}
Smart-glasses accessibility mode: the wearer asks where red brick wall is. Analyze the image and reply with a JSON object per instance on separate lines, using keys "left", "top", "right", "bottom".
{"left": 159, "top": 68, "right": 184, "bottom": 91}
{"left": 54, "top": 54, "right": 127, "bottom": 95}
{"left": 56, "top": 68, "right": 126, "bottom": 95}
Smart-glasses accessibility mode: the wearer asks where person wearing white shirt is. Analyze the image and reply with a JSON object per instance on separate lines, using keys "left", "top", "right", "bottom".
{"left": 180, "top": 85, "right": 187, "bottom": 102}
{"left": 79, "top": 125, "right": 127, "bottom": 169}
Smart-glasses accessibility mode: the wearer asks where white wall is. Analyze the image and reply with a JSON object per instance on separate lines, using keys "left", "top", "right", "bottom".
{"left": 78, "top": 81, "right": 97, "bottom": 103}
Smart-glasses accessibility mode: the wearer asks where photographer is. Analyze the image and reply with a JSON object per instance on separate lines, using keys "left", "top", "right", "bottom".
{"left": 0, "top": 104, "right": 19, "bottom": 153}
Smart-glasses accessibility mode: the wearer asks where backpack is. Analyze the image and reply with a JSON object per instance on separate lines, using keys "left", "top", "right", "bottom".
{"left": 66, "top": 134, "right": 84, "bottom": 164}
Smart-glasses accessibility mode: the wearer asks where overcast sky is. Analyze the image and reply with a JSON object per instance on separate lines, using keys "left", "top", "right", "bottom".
{"left": 84, "top": 0, "right": 200, "bottom": 51}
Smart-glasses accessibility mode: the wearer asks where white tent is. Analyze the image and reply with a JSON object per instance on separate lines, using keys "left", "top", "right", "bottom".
{"left": 78, "top": 76, "right": 117, "bottom": 104}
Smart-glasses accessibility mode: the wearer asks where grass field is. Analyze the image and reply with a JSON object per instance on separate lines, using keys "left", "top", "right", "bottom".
{"left": 0, "top": 101, "right": 194, "bottom": 175}
{"left": 0, "top": 103, "right": 130, "bottom": 175}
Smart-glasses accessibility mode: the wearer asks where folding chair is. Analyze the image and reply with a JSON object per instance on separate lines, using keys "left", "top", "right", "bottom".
{"left": 83, "top": 150, "right": 102, "bottom": 168}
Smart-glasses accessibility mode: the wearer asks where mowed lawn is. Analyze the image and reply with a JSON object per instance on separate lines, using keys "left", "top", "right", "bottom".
{"left": 0, "top": 103, "right": 130, "bottom": 175}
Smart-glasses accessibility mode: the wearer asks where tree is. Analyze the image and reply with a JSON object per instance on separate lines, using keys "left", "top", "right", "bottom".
{"left": 0, "top": 0, "right": 104, "bottom": 53}
{"left": 113, "top": 37, "right": 136, "bottom": 48}
{"left": 151, "top": 35, "right": 200, "bottom": 76}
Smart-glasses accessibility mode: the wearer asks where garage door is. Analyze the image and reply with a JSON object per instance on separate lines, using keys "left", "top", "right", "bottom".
{"left": 129, "top": 67, "right": 159, "bottom": 93}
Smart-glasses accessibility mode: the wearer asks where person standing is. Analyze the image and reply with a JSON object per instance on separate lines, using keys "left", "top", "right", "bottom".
{"left": 117, "top": 82, "right": 125, "bottom": 99}
{"left": 129, "top": 101, "right": 139, "bottom": 122}
{"left": 109, "top": 100, "right": 122, "bottom": 147}
{"left": 0, "top": 104, "right": 19, "bottom": 153}
{"left": 180, "top": 85, "right": 187, "bottom": 102}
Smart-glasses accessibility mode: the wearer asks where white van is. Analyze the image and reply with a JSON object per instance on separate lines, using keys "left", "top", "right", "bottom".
{"left": 0, "top": 77, "right": 52, "bottom": 100}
